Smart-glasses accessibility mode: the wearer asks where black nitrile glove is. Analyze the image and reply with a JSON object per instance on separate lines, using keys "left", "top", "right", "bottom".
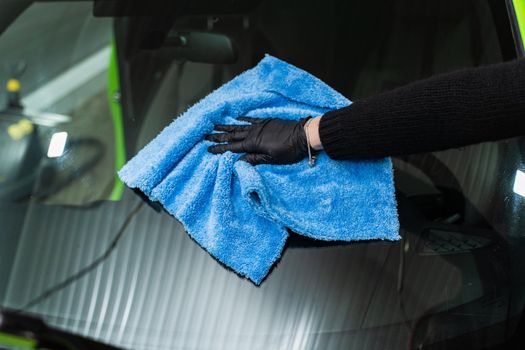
{"left": 206, "top": 117, "right": 309, "bottom": 165}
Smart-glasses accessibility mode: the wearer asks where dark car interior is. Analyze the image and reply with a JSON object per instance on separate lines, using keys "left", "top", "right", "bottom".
{"left": 1, "top": 0, "right": 525, "bottom": 349}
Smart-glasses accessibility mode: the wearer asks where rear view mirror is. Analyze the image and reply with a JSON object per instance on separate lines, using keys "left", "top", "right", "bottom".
{"left": 155, "top": 31, "right": 237, "bottom": 64}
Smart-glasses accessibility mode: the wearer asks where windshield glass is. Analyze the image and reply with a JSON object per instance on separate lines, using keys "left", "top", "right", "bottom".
{"left": 0, "top": 1, "right": 524, "bottom": 349}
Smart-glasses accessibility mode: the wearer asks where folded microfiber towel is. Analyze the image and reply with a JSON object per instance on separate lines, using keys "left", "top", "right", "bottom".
{"left": 118, "top": 55, "right": 400, "bottom": 284}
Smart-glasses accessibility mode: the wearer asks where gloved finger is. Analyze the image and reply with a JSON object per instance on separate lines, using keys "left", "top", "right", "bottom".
{"left": 214, "top": 124, "right": 251, "bottom": 133}
{"left": 240, "top": 153, "right": 273, "bottom": 165}
{"left": 237, "top": 116, "right": 265, "bottom": 124}
{"left": 208, "top": 141, "right": 246, "bottom": 154}
{"left": 205, "top": 130, "right": 248, "bottom": 143}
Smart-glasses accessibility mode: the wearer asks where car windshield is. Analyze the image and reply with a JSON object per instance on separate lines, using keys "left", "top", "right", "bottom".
{"left": 1, "top": 1, "right": 524, "bottom": 349}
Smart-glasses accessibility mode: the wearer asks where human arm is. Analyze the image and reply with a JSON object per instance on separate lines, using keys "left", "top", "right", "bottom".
{"left": 207, "top": 58, "right": 525, "bottom": 164}
{"left": 317, "top": 58, "right": 525, "bottom": 159}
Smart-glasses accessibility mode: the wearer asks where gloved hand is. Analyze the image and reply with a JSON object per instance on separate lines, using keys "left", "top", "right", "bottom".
{"left": 206, "top": 117, "right": 309, "bottom": 165}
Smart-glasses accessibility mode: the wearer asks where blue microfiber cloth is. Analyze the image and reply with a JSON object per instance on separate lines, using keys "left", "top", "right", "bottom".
{"left": 118, "top": 55, "right": 400, "bottom": 284}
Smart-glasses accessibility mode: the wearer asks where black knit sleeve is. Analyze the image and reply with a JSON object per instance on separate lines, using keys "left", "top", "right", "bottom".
{"left": 318, "top": 58, "right": 525, "bottom": 159}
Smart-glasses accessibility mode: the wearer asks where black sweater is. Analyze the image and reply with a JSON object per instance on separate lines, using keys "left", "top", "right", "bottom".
{"left": 319, "top": 58, "right": 525, "bottom": 159}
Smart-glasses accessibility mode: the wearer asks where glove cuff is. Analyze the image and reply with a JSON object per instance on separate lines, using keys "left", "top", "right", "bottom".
{"left": 300, "top": 116, "right": 312, "bottom": 127}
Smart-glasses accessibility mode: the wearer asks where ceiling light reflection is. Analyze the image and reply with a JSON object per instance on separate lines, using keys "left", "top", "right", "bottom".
{"left": 47, "top": 132, "right": 68, "bottom": 158}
